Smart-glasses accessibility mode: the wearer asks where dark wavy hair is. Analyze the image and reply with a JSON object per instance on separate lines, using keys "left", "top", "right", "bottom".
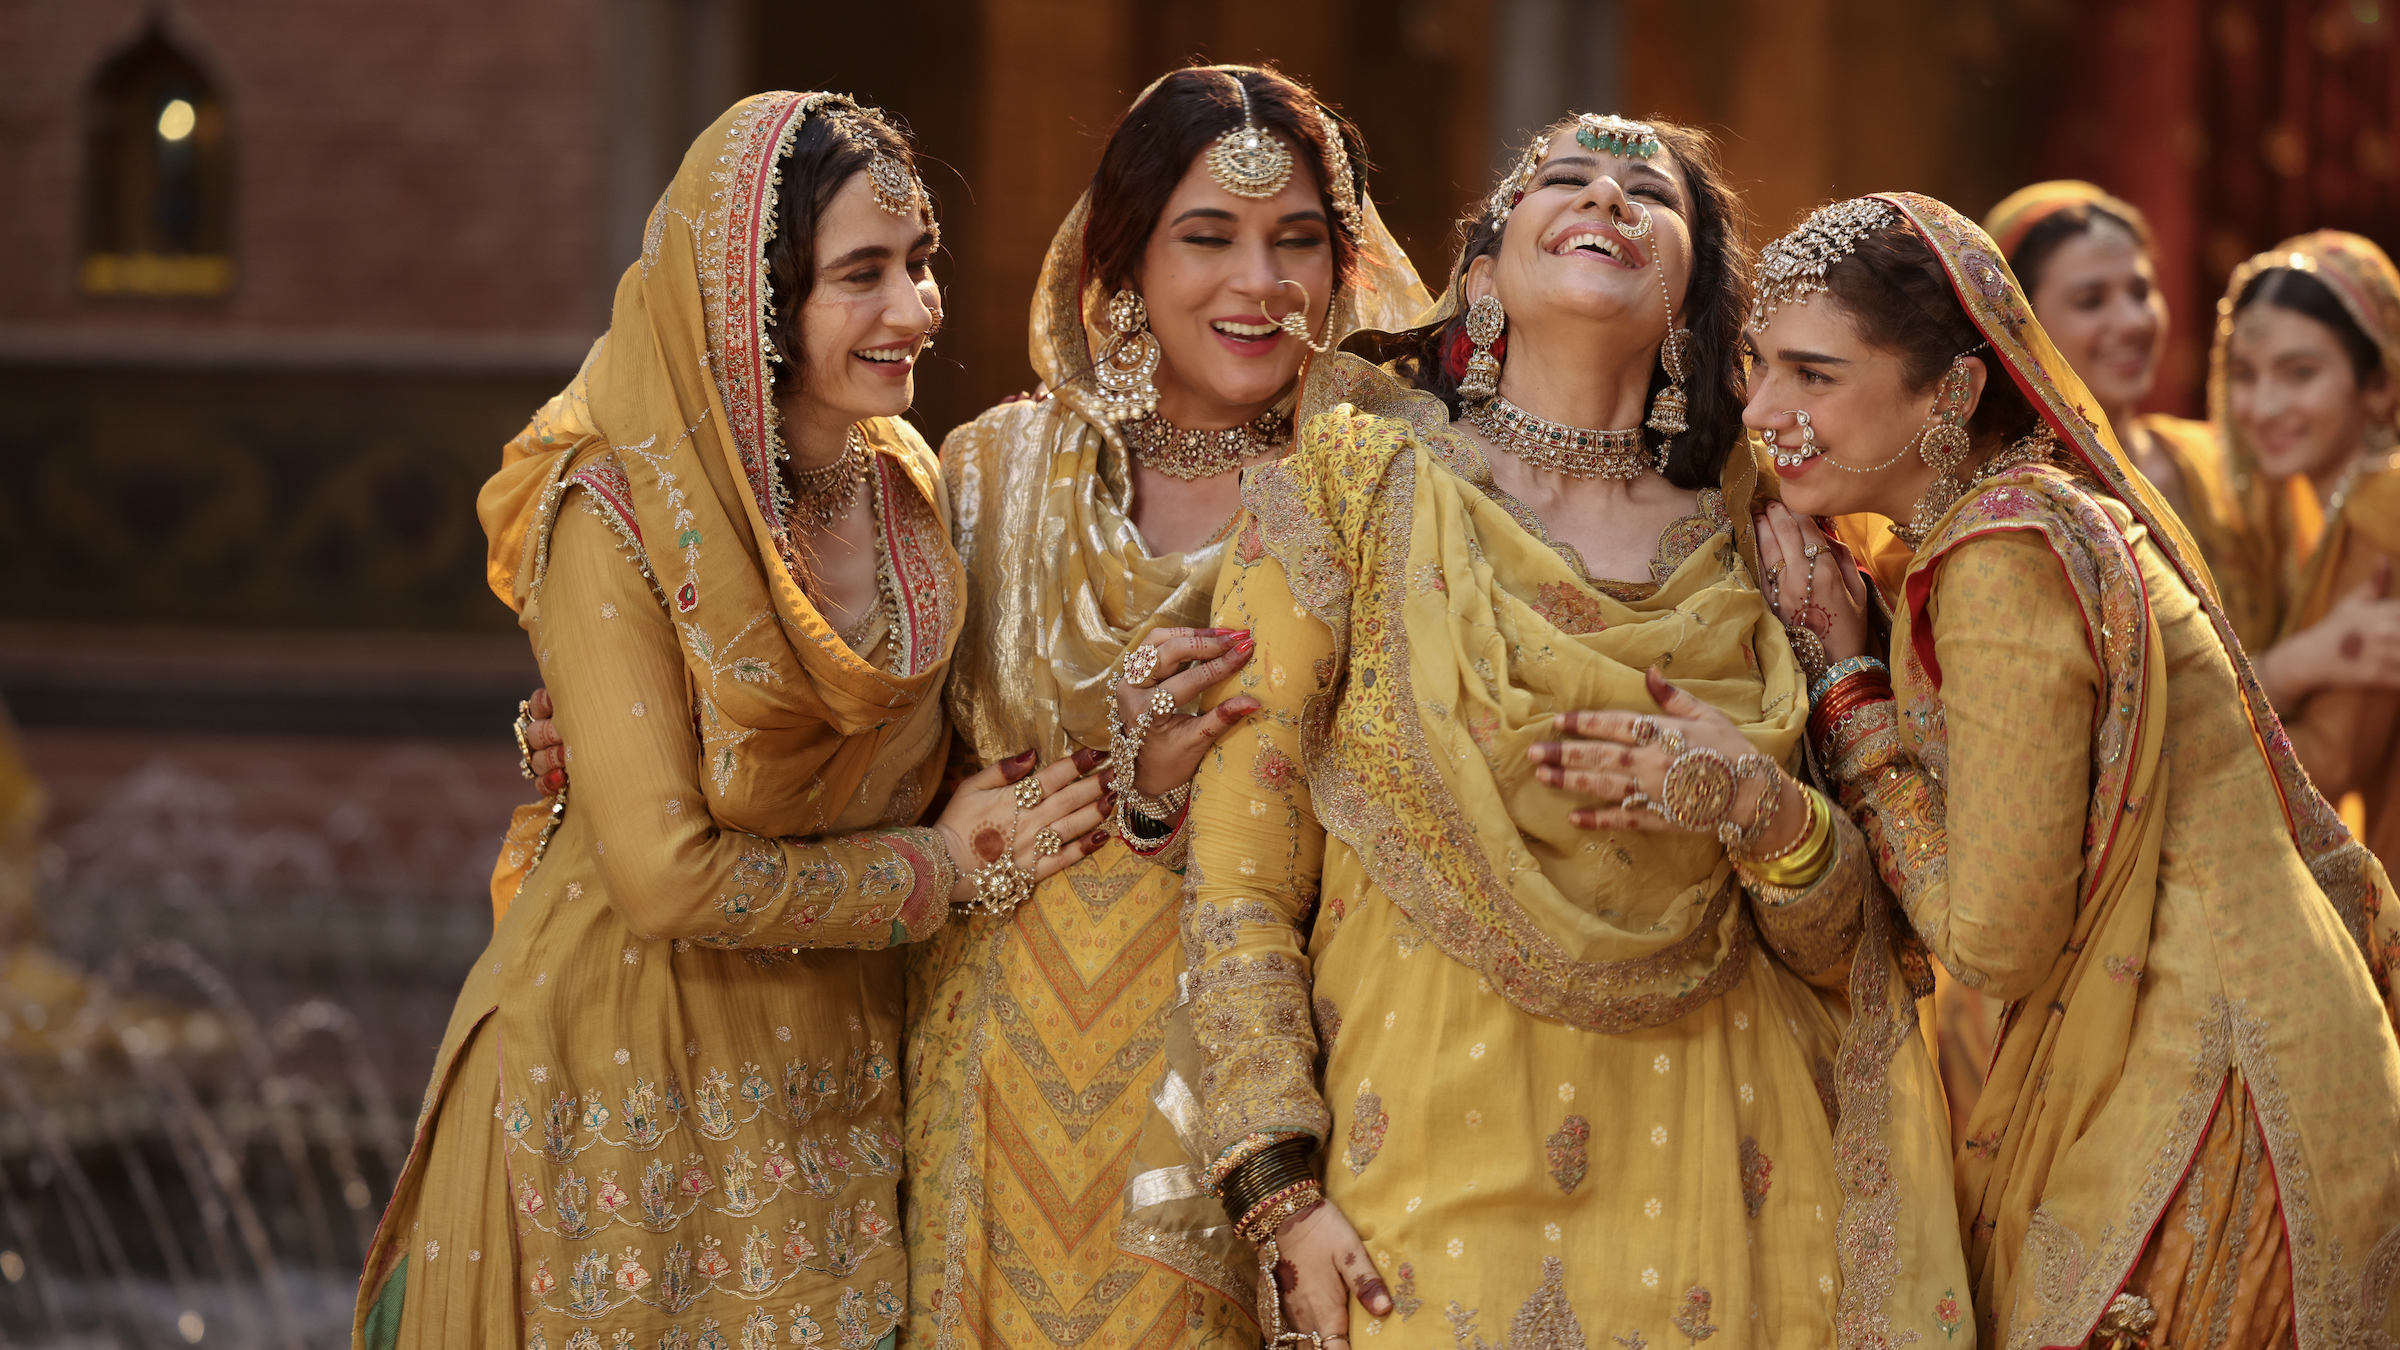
{"left": 1378, "top": 117, "right": 1751, "bottom": 492}
{"left": 2233, "top": 266, "right": 2386, "bottom": 387}
{"left": 1823, "top": 220, "right": 2041, "bottom": 447}
{"left": 1082, "top": 65, "right": 1366, "bottom": 299}
{"left": 762, "top": 98, "right": 932, "bottom": 393}
{"left": 2006, "top": 201, "right": 2152, "bottom": 299}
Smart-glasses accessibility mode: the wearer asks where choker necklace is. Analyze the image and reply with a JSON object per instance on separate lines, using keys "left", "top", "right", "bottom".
{"left": 1121, "top": 405, "right": 1292, "bottom": 480}
{"left": 1890, "top": 428, "right": 2059, "bottom": 549}
{"left": 1465, "top": 394, "right": 1649, "bottom": 480}
{"left": 791, "top": 426, "right": 873, "bottom": 529}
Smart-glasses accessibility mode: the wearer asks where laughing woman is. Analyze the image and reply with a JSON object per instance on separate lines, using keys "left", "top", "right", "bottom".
{"left": 1184, "top": 117, "right": 1966, "bottom": 1350}
{"left": 355, "top": 94, "right": 1108, "bottom": 1350}
{"left": 1740, "top": 194, "right": 2400, "bottom": 1349}
{"left": 905, "top": 65, "right": 1426, "bottom": 1350}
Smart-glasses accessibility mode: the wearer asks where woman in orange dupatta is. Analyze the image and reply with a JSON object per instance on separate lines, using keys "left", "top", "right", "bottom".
{"left": 2216, "top": 232, "right": 2400, "bottom": 868}
{"left": 354, "top": 94, "right": 1109, "bottom": 1350}
{"left": 1718, "top": 193, "right": 2400, "bottom": 1349}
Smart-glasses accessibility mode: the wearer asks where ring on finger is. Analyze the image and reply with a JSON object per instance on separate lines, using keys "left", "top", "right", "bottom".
{"left": 1120, "top": 644, "right": 1162, "bottom": 689}
{"left": 1631, "top": 716, "right": 1663, "bottom": 746}
{"left": 1148, "top": 687, "right": 1178, "bottom": 719}
{"left": 1014, "top": 776, "right": 1047, "bottom": 809}
{"left": 1031, "top": 828, "right": 1065, "bottom": 859}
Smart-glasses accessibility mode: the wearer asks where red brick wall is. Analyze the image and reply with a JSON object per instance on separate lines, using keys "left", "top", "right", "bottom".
{"left": 0, "top": 0, "right": 609, "bottom": 339}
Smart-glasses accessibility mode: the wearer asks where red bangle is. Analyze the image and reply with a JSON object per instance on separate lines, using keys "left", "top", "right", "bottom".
{"left": 1808, "top": 671, "right": 1893, "bottom": 743}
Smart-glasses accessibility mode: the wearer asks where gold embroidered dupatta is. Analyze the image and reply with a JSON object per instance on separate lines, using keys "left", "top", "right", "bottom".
{"left": 477, "top": 93, "right": 962, "bottom": 849}
{"left": 1874, "top": 193, "right": 2400, "bottom": 1348}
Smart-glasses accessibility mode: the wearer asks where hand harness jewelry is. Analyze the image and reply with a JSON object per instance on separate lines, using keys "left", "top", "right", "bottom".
{"left": 1109, "top": 646, "right": 1193, "bottom": 832}
{"left": 790, "top": 425, "right": 873, "bottom": 528}
{"left": 1121, "top": 403, "right": 1293, "bottom": 480}
{"left": 1465, "top": 393, "right": 1648, "bottom": 480}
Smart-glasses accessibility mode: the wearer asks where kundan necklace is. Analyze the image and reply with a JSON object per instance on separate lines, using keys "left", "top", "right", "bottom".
{"left": 1466, "top": 393, "right": 1648, "bottom": 480}
{"left": 790, "top": 425, "right": 873, "bottom": 528}
{"left": 1121, "top": 404, "right": 1292, "bottom": 480}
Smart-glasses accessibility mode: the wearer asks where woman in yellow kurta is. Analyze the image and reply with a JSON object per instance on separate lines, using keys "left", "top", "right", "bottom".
{"left": 2218, "top": 232, "right": 2400, "bottom": 866}
{"left": 1738, "top": 193, "right": 2400, "bottom": 1350}
{"left": 1187, "top": 117, "right": 1968, "bottom": 1350}
{"left": 354, "top": 94, "right": 1109, "bottom": 1350}
{"left": 905, "top": 66, "right": 1427, "bottom": 1350}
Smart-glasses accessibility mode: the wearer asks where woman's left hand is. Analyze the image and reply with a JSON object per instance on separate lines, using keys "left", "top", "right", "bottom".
{"left": 1752, "top": 502, "right": 1871, "bottom": 674}
{"left": 1530, "top": 667, "right": 1788, "bottom": 837}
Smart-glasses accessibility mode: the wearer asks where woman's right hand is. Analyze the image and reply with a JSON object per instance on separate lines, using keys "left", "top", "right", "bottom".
{"left": 2257, "top": 557, "right": 2400, "bottom": 705}
{"left": 934, "top": 748, "right": 1114, "bottom": 903}
{"left": 1114, "top": 628, "right": 1262, "bottom": 799}
{"left": 1271, "top": 1199, "right": 1394, "bottom": 1346}
{"left": 1753, "top": 502, "right": 1871, "bottom": 673}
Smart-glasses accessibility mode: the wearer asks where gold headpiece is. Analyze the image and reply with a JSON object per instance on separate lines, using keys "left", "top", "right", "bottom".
{"left": 1573, "top": 114, "right": 1660, "bottom": 160}
{"left": 794, "top": 92, "right": 927, "bottom": 219}
{"left": 1206, "top": 73, "right": 1295, "bottom": 199}
{"left": 1313, "top": 106, "right": 1364, "bottom": 238}
{"left": 1749, "top": 197, "right": 1898, "bottom": 330}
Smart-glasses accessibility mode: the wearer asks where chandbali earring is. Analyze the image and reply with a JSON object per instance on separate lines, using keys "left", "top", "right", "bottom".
{"left": 1636, "top": 203, "right": 1692, "bottom": 468}
{"left": 1094, "top": 289, "right": 1161, "bottom": 424}
{"left": 1459, "top": 294, "right": 1507, "bottom": 403}
{"left": 1913, "top": 355, "right": 1976, "bottom": 474}
{"left": 1259, "top": 279, "right": 1335, "bottom": 355}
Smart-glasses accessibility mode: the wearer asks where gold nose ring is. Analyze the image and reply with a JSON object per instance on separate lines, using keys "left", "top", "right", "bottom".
{"left": 1258, "top": 279, "right": 1334, "bottom": 355}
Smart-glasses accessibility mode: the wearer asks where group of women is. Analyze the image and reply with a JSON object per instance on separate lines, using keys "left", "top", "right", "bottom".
{"left": 350, "top": 63, "right": 2400, "bottom": 1350}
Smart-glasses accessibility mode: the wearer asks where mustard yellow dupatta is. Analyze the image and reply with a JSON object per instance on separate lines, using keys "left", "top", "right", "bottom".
{"left": 1874, "top": 193, "right": 2400, "bottom": 1349}
{"left": 476, "top": 92, "right": 963, "bottom": 893}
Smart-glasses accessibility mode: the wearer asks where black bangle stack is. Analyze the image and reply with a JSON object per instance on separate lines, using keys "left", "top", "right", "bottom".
{"left": 1221, "top": 1136, "right": 1320, "bottom": 1238}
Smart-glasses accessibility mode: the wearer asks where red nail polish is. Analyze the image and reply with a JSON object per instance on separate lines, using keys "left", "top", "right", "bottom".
{"left": 1085, "top": 830, "right": 1109, "bottom": 849}
{"left": 1232, "top": 634, "right": 1255, "bottom": 654}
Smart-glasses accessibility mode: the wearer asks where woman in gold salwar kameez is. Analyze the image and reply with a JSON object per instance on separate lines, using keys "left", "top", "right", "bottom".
{"left": 354, "top": 94, "right": 1110, "bottom": 1350}
{"left": 903, "top": 66, "right": 1427, "bottom": 1350}
{"left": 1186, "top": 117, "right": 1969, "bottom": 1350}
{"left": 2218, "top": 232, "right": 2400, "bottom": 865}
{"left": 1736, "top": 193, "right": 2400, "bottom": 1350}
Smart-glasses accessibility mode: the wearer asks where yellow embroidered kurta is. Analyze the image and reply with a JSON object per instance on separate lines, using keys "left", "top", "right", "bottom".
{"left": 1824, "top": 194, "right": 2400, "bottom": 1350}
{"left": 902, "top": 178, "right": 1430, "bottom": 1350}
{"left": 2136, "top": 413, "right": 2277, "bottom": 653}
{"left": 1187, "top": 377, "right": 1969, "bottom": 1350}
{"left": 358, "top": 92, "right": 972, "bottom": 1350}
{"left": 2277, "top": 456, "right": 2400, "bottom": 867}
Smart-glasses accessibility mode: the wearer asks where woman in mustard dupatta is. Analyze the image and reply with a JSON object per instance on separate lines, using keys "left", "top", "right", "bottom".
{"left": 355, "top": 94, "right": 1109, "bottom": 1350}
{"left": 2218, "top": 232, "right": 2400, "bottom": 865}
{"left": 1729, "top": 193, "right": 2400, "bottom": 1349}
{"left": 904, "top": 66, "right": 1427, "bottom": 1350}
{"left": 1186, "top": 116, "right": 1968, "bottom": 1350}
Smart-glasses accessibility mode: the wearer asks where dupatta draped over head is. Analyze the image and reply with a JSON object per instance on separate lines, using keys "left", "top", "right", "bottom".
{"left": 943, "top": 68, "right": 1429, "bottom": 768}
{"left": 1867, "top": 194, "right": 2400, "bottom": 1348}
{"left": 478, "top": 93, "right": 963, "bottom": 855}
{"left": 2212, "top": 230, "right": 2400, "bottom": 636}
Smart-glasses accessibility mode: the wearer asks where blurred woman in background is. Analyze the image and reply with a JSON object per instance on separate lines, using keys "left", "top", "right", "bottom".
{"left": 905, "top": 63, "right": 1426, "bottom": 1350}
{"left": 2221, "top": 231, "right": 2400, "bottom": 863}
{"left": 356, "top": 93, "right": 1109, "bottom": 1350}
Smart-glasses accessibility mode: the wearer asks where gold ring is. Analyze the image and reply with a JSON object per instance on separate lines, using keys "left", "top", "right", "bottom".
{"left": 1149, "top": 687, "right": 1178, "bottom": 719}
{"left": 1032, "top": 828, "right": 1065, "bottom": 858}
{"left": 1121, "top": 644, "right": 1162, "bottom": 689}
{"left": 1014, "top": 776, "right": 1046, "bottom": 809}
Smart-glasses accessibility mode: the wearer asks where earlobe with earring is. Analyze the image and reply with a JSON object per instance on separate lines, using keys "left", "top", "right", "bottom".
{"left": 1914, "top": 355, "right": 1975, "bottom": 474}
{"left": 1459, "top": 294, "right": 1507, "bottom": 403}
{"left": 1094, "top": 289, "right": 1161, "bottom": 424}
{"left": 1632, "top": 202, "right": 1692, "bottom": 468}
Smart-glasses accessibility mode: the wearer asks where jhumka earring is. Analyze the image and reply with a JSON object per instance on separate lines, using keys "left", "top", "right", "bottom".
{"left": 1205, "top": 73, "right": 1294, "bottom": 199}
{"left": 1259, "top": 279, "right": 1336, "bottom": 354}
{"left": 1915, "top": 356, "right": 1975, "bottom": 474}
{"left": 1459, "top": 295, "right": 1507, "bottom": 403}
{"left": 1094, "top": 289, "right": 1162, "bottom": 423}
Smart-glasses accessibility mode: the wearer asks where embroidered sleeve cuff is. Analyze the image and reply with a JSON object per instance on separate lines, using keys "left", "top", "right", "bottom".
{"left": 1747, "top": 810, "right": 1870, "bottom": 978}
{"left": 882, "top": 826, "right": 957, "bottom": 945}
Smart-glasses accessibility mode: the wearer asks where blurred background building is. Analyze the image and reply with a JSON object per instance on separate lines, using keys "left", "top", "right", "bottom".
{"left": 0, "top": 0, "right": 2394, "bottom": 1343}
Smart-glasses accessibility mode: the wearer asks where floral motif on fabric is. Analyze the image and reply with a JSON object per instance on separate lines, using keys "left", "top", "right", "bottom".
{"left": 1933, "top": 1288, "right": 1964, "bottom": 1340}
{"left": 1737, "top": 1136, "right": 1772, "bottom": 1218}
{"left": 1252, "top": 742, "right": 1301, "bottom": 795}
{"left": 1543, "top": 1115, "right": 1590, "bottom": 1195}
{"left": 1345, "top": 1088, "right": 1388, "bottom": 1175}
{"left": 1443, "top": 1255, "right": 1587, "bottom": 1350}
{"left": 1531, "top": 582, "right": 1608, "bottom": 635}
{"left": 1670, "top": 1286, "right": 1718, "bottom": 1344}
{"left": 1392, "top": 1262, "right": 1423, "bottom": 1321}
{"left": 525, "top": 1200, "right": 895, "bottom": 1320}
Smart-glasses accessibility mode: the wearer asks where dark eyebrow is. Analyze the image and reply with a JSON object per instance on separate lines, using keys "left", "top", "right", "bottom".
{"left": 912, "top": 230, "right": 937, "bottom": 253}
{"left": 1278, "top": 208, "right": 1327, "bottom": 225}
{"left": 1169, "top": 207, "right": 1238, "bottom": 226}
{"left": 1778, "top": 349, "right": 1851, "bottom": 364}
{"left": 824, "top": 244, "right": 893, "bottom": 270}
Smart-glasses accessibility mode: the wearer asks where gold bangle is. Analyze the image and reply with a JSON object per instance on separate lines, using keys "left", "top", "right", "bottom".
{"left": 1742, "top": 788, "right": 1835, "bottom": 890}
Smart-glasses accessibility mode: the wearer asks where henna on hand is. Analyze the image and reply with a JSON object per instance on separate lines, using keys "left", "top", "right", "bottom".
{"left": 971, "top": 826, "right": 1008, "bottom": 863}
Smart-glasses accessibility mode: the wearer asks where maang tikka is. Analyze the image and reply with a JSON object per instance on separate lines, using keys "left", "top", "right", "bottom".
{"left": 1205, "top": 73, "right": 1294, "bottom": 199}
{"left": 1093, "top": 289, "right": 1162, "bottom": 424}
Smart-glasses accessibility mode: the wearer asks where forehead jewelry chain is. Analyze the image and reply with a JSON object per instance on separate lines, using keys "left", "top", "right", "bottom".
{"left": 1206, "top": 73, "right": 1294, "bottom": 199}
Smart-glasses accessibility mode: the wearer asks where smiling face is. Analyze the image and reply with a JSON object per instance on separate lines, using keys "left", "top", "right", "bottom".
{"left": 1468, "top": 128, "right": 1693, "bottom": 355}
{"left": 785, "top": 169, "right": 941, "bottom": 432}
{"left": 2227, "top": 300, "right": 2391, "bottom": 484}
{"left": 1138, "top": 143, "right": 1335, "bottom": 428}
{"left": 1741, "top": 296, "right": 1979, "bottom": 518}
{"left": 2026, "top": 220, "right": 2166, "bottom": 414}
